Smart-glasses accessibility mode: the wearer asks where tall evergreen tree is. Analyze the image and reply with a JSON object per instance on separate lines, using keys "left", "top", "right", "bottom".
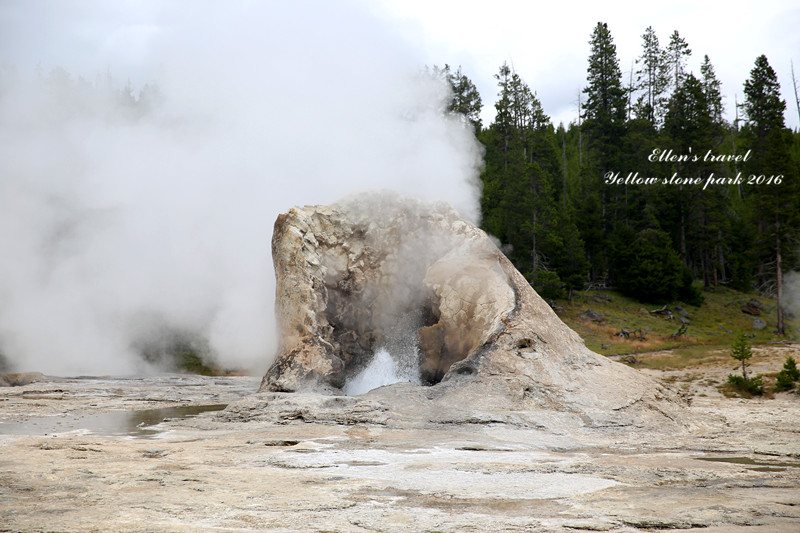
{"left": 696, "top": 55, "right": 732, "bottom": 287}
{"left": 663, "top": 73, "right": 729, "bottom": 286}
{"left": 581, "top": 22, "right": 627, "bottom": 280}
{"left": 479, "top": 62, "right": 586, "bottom": 296}
{"left": 633, "top": 26, "right": 670, "bottom": 125}
{"left": 546, "top": 210, "right": 590, "bottom": 302}
{"left": 582, "top": 22, "right": 627, "bottom": 176}
{"left": 741, "top": 55, "right": 799, "bottom": 334}
{"left": 666, "top": 30, "right": 692, "bottom": 91}
{"left": 430, "top": 64, "right": 483, "bottom": 132}
{"left": 700, "top": 55, "right": 724, "bottom": 125}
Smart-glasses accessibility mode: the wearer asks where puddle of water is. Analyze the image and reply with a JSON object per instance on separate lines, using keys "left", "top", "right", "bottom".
{"left": 338, "top": 460, "right": 388, "bottom": 466}
{"left": 748, "top": 466, "right": 787, "bottom": 472}
{"left": 0, "top": 404, "right": 227, "bottom": 439}
{"left": 697, "top": 456, "right": 800, "bottom": 471}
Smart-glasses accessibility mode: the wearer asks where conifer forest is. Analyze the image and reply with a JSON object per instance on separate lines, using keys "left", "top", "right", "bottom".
{"left": 438, "top": 23, "right": 800, "bottom": 334}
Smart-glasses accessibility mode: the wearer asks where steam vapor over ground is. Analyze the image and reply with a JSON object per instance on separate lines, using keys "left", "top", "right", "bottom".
{"left": 0, "top": 1, "right": 484, "bottom": 375}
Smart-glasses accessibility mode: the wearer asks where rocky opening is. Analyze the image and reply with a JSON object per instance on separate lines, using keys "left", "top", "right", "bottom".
{"left": 261, "top": 194, "right": 498, "bottom": 393}
{"left": 324, "top": 276, "right": 441, "bottom": 388}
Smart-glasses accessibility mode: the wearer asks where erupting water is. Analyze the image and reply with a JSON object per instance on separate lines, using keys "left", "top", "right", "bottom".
{"left": 344, "top": 348, "right": 420, "bottom": 396}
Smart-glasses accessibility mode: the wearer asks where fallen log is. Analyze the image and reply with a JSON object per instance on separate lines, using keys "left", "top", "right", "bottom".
{"left": 669, "top": 324, "right": 688, "bottom": 338}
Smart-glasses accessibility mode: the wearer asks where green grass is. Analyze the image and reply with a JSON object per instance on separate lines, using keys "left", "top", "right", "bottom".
{"left": 138, "top": 332, "right": 231, "bottom": 376}
{"left": 553, "top": 284, "right": 797, "bottom": 358}
{"left": 632, "top": 346, "right": 731, "bottom": 371}
{"left": 175, "top": 350, "right": 223, "bottom": 376}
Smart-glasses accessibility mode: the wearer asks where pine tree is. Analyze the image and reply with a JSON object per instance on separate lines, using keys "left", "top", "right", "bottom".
{"left": 581, "top": 22, "right": 627, "bottom": 281}
{"left": 662, "top": 73, "right": 728, "bottom": 286}
{"left": 633, "top": 26, "right": 670, "bottom": 125}
{"left": 613, "top": 228, "right": 684, "bottom": 303}
{"left": 741, "top": 55, "right": 798, "bottom": 335}
{"left": 547, "top": 210, "right": 589, "bottom": 303}
{"left": 429, "top": 64, "right": 483, "bottom": 132}
{"left": 700, "top": 55, "right": 724, "bottom": 125}
{"left": 743, "top": 56, "right": 787, "bottom": 140}
{"left": 774, "top": 356, "right": 800, "bottom": 391}
{"left": 730, "top": 332, "right": 753, "bottom": 380}
{"left": 480, "top": 62, "right": 560, "bottom": 278}
{"left": 666, "top": 30, "right": 692, "bottom": 91}
{"left": 697, "top": 56, "right": 730, "bottom": 287}
{"left": 583, "top": 22, "right": 627, "bottom": 176}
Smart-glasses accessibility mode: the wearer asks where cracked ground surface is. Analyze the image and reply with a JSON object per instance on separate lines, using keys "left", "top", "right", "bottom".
{"left": 1, "top": 348, "right": 799, "bottom": 533}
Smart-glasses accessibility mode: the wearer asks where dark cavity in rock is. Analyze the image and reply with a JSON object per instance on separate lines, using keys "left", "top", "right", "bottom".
{"left": 261, "top": 193, "right": 514, "bottom": 392}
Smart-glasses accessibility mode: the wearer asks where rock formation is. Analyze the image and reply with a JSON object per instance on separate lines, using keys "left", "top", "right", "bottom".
{"left": 261, "top": 192, "right": 685, "bottom": 428}
{"left": 0, "top": 372, "right": 46, "bottom": 387}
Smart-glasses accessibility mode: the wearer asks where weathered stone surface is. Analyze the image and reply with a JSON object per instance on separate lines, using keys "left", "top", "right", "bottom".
{"left": 262, "top": 192, "right": 685, "bottom": 428}
{"left": 580, "top": 309, "right": 604, "bottom": 322}
{"left": 742, "top": 299, "right": 764, "bottom": 316}
{"left": 0, "top": 372, "right": 46, "bottom": 387}
{"left": 753, "top": 317, "right": 767, "bottom": 330}
{"left": 262, "top": 193, "right": 476, "bottom": 392}
{"left": 418, "top": 243, "right": 515, "bottom": 383}
{"left": 3, "top": 347, "right": 800, "bottom": 533}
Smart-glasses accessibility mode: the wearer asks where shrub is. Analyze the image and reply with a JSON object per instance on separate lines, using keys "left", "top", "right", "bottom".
{"left": 726, "top": 374, "right": 765, "bottom": 396}
{"left": 782, "top": 356, "right": 800, "bottom": 381}
{"left": 677, "top": 266, "right": 704, "bottom": 306}
{"left": 774, "top": 356, "right": 800, "bottom": 392}
{"left": 775, "top": 371, "right": 796, "bottom": 392}
{"left": 527, "top": 269, "right": 565, "bottom": 300}
{"left": 723, "top": 332, "right": 764, "bottom": 397}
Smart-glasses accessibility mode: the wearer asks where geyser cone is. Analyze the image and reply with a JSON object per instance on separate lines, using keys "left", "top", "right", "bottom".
{"left": 262, "top": 192, "right": 685, "bottom": 428}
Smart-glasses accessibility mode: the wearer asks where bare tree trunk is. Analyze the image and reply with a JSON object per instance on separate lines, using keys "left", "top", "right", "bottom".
{"left": 733, "top": 95, "right": 742, "bottom": 198}
{"left": 757, "top": 220, "right": 764, "bottom": 285}
{"left": 577, "top": 92, "right": 583, "bottom": 178}
{"left": 532, "top": 208, "right": 538, "bottom": 273}
{"left": 679, "top": 190, "right": 687, "bottom": 261}
{"left": 627, "top": 59, "right": 634, "bottom": 121}
{"left": 713, "top": 262, "right": 718, "bottom": 287}
{"left": 561, "top": 129, "right": 567, "bottom": 209}
{"left": 792, "top": 60, "right": 800, "bottom": 128}
{"left": 701, "top": 250, "right": 709, "bottom": 287}
{"left": 712, "top": 246, "right": 719, "bottom": 287}
{"left": 776, "top": 219, "right": 785, "bottom": 335}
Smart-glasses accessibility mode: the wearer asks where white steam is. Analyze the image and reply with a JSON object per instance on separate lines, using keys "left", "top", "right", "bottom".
{"left": 344, "top": 348, "right": 421, "bottom": 396}
{"left": 784, "top": 271, "right": 800, "bottom": 332}
{"left": 0, "top": 2, "right": 483, "bottom": 375}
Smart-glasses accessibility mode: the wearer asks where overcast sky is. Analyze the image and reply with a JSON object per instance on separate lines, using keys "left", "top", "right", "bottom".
{"left": 1, "top": 1, "right": 798, "bottom": 129}
{"left": 367, "top": 0, "right": 800, "bottom": 130}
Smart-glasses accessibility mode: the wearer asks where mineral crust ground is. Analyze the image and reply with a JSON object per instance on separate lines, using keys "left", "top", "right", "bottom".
{"left": 1, "top": 350, "right": 799, "bottom": 533}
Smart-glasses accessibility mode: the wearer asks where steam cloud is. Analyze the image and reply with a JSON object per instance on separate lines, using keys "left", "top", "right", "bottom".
{"left": 0, "top": 1, "right": 483, "bottom": 375}
{"left": 785, "top": 272, "right": 800, "bottom": 331}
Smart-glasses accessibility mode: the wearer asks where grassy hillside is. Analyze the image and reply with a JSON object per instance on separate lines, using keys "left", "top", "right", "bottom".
{"left": 554, "top": 285, "right": 797, "bottom": 358}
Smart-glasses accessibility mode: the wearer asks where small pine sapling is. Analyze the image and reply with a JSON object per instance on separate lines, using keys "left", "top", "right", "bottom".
{"left": 726, "top": 333, "right": 764, "bottom": 396}
{"left": 730, "top": 332, "right": 752, "bottom": 380}
{"left": 774, "top": 356, "right": 800, "bottom": 392}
